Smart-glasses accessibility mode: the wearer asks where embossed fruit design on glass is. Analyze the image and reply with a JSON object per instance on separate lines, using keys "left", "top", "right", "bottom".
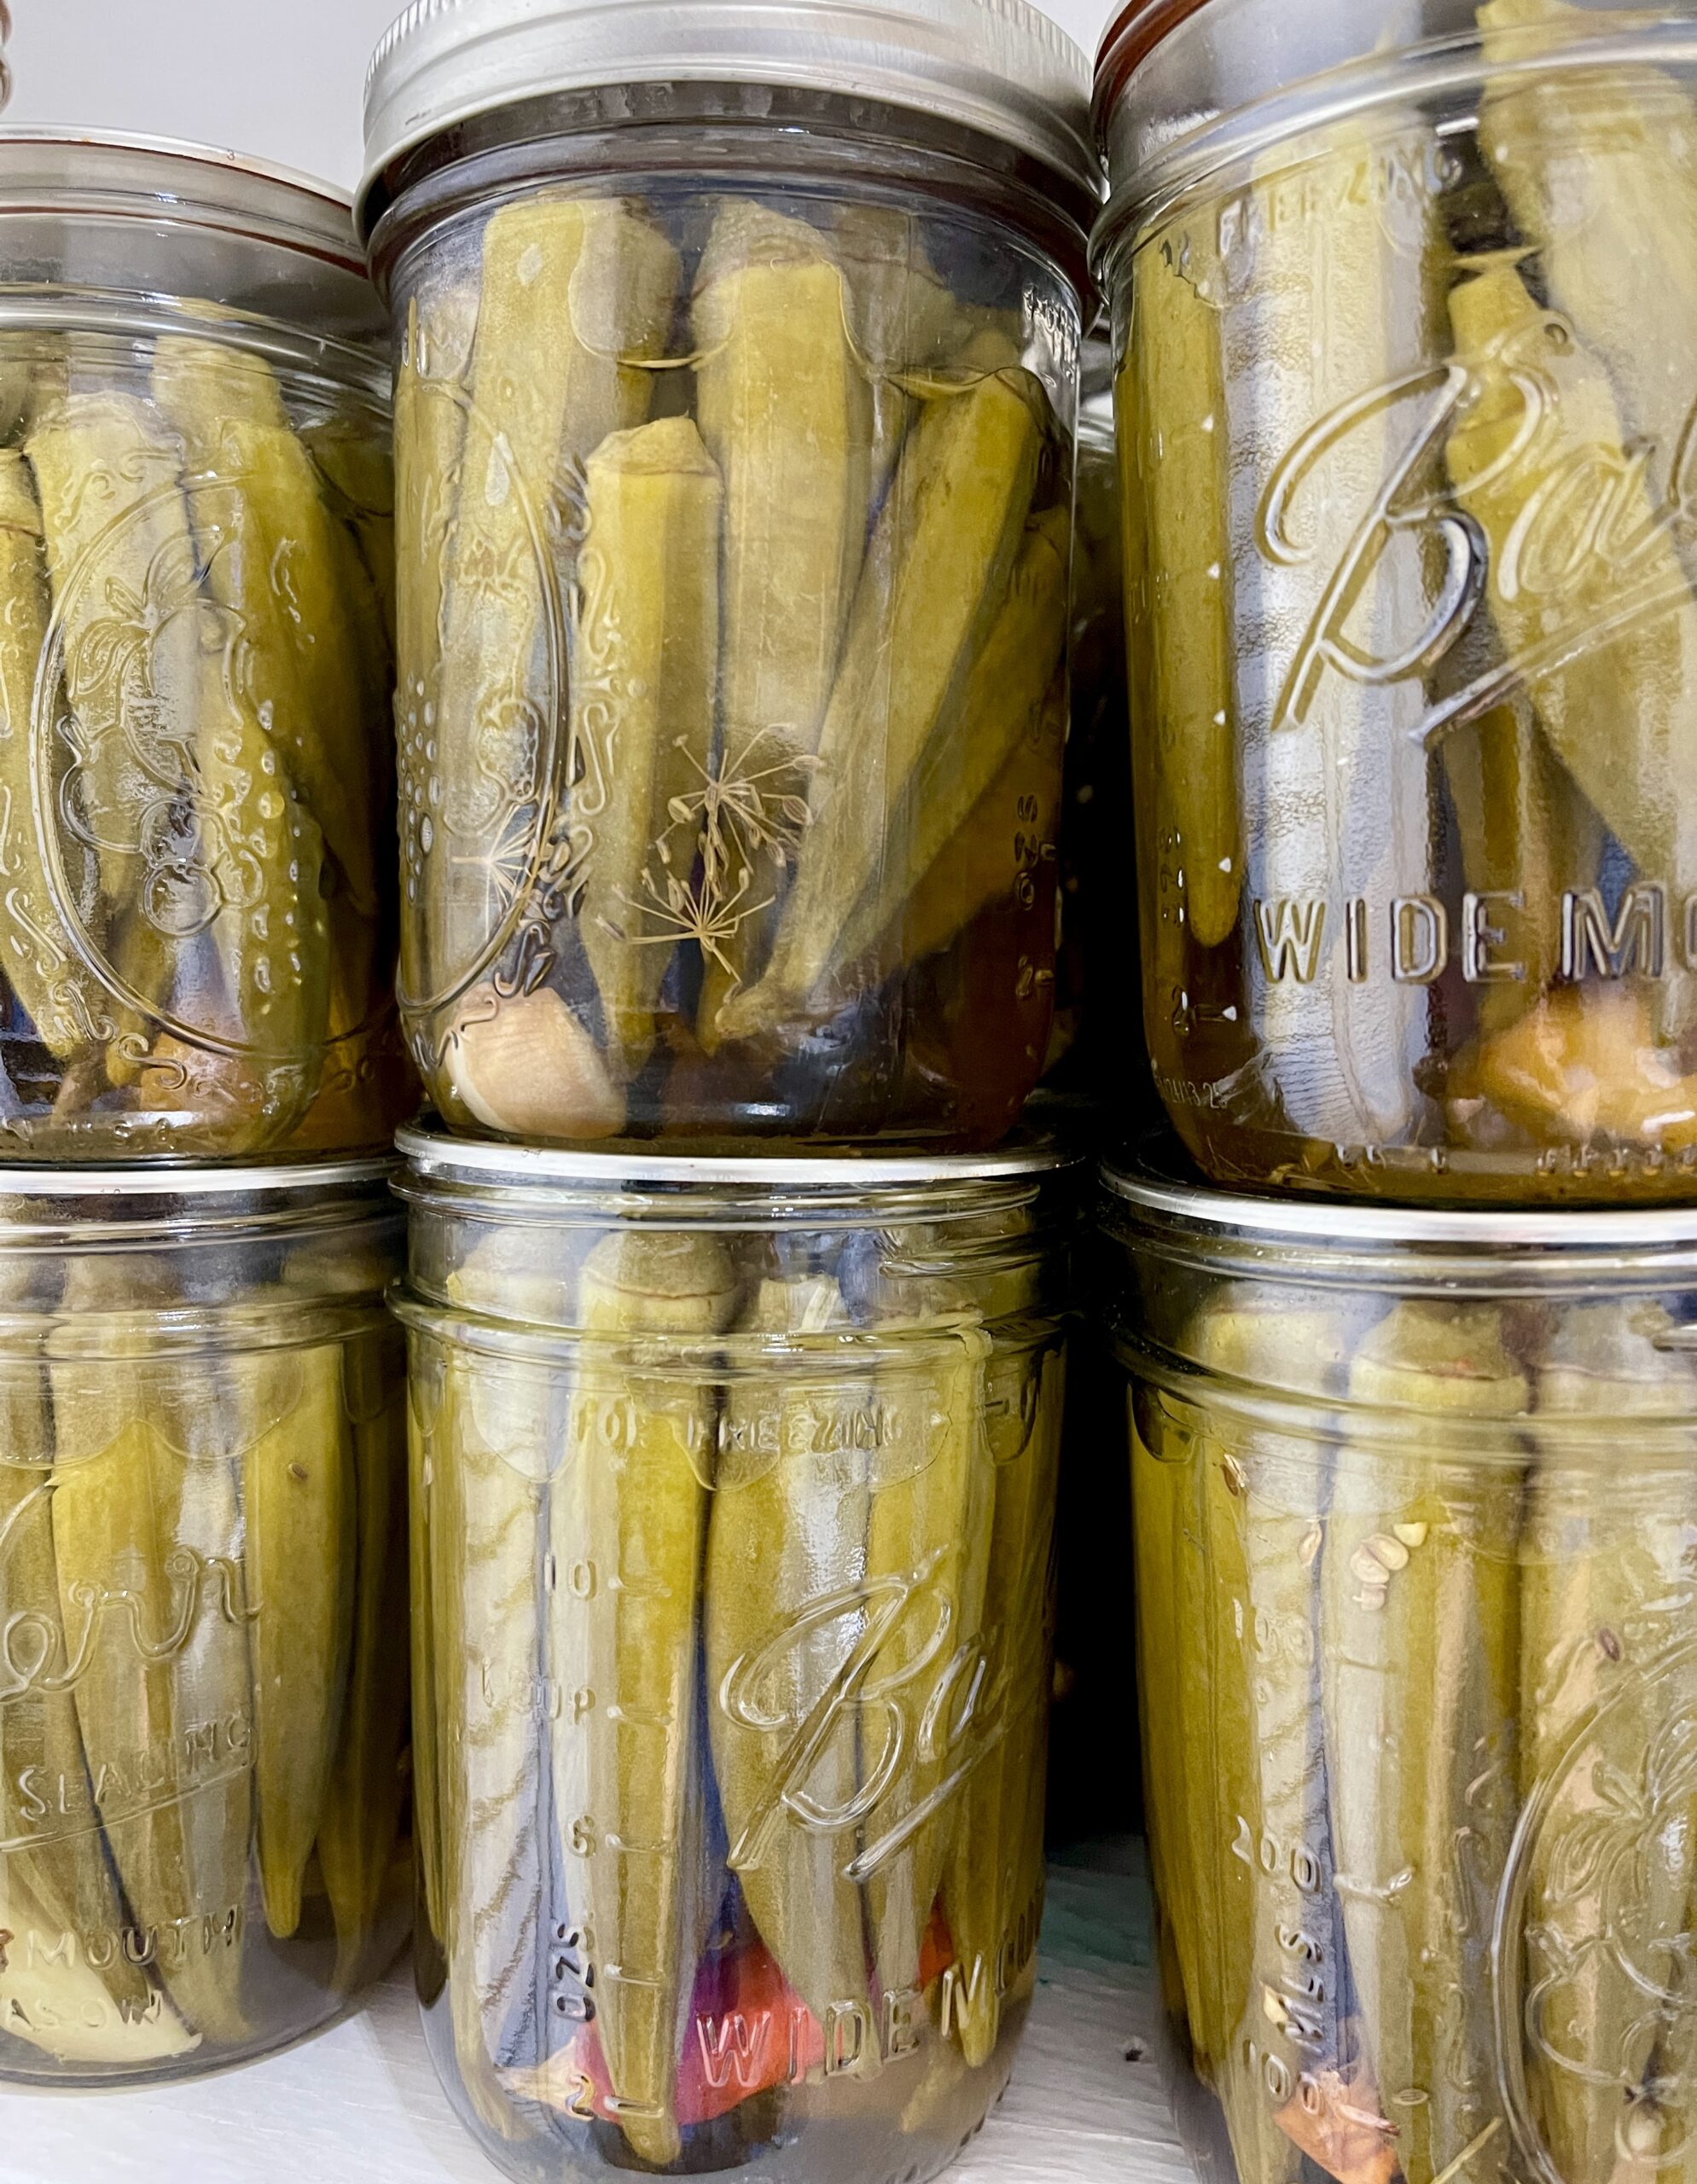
{"left": 1105, "top": 1153, "right": 1697, "bottom": 2184}
{"left": 0, "top": 133, "right": 410, "bottom": 1158}
{"left": 359, "top": 0, "right": 1098, "bottom": 1150}
{"left": 394, "top": 1128, "right": 1070, "bottom": 2184}
{"left": 1096, "top": 0, "right": 1697, "bottom": 1199}
{"left": 0, "top": 1162, "right": 410, "bottom": 2082}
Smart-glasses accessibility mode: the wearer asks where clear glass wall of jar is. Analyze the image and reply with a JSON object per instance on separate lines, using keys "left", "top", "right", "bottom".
{"left": 393, "top": 1125, "right": 1072, "bottom": 2184}
{"left": 1103, "top": 1147, "right": 1697, "bottom": 2184}
{"left": 0, "top": 133, "right": 410, "bottom": 1159}
{"left": 359, "top": 0, "right": 1098, "bottom": 1152}
{"left": 0, "top": 1159, "right": 410, "bottom": 2083}
{"left": 1095, "top": 0, "right": 1697, "bottom": 1201}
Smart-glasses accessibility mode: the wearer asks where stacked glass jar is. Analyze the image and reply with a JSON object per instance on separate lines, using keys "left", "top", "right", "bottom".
{"left": 1092, "top": 3, "right": 1697, "bottom": 2181}
{"left": 0, "top": 136, "right": 415, "bottom": 2081}
{"left": 356, "top": 2, "right": 1097, "bottom": 2179}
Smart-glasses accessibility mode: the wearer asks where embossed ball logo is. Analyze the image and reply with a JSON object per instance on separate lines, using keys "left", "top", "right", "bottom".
{"left": 32, "top": 454, "right": 332, "bottom": 1078}
{"left": 1495, "top": 1640, "right": 1697, "bottom": 2184}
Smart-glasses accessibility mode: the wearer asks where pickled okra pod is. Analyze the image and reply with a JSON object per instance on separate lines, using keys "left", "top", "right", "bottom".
{"left": 26, "top": 392, "right": 197, "bottom": 1054}
{"left": 1130, "top": 1394, "right": 1202, "bottom": 2053}
{"left": 1185, "top": 1295, "right": 1353, "bottom": 2184}
{"left": 692, "top": 204, "right": 870, "bottom": 1042}
{"left": 830, "top": 204, "right": 974, "bottom": 508}
{"left": 1520, "top": 1304, "right": 1697, "bottom": 2183}
{"left": 431, "top": 198, "right": 679, "bottom": 1017}
{"left": 1477, "top": 0, "right": 1697, "bottom": 506}
{"left": 1131, "top": 238, "right": 1239, "bottom": 954}
{"left": 317, "top": 1326, "right": 410, "bottom": 1989}
{"left": 154, "top": 335, "right": 383, "bottom": 920}
{"left": 860, "top": 1281, "right": 992, "bottom": 2007}
{"left": 1234, "top": 119, "right": 1435, "bottom": 1151}
{"left": 833, "top": 508, "right": 1069, "bottom": 982}
{"left": 1320, "top": 1303, "right": 1527, "bottom": 2184}
{"left": 717, "top": 364, "right": 1044, "bottom": 1045}
{"left": 0, "top": 1266, "right": 160, "bottom": 2043}
{"left": 549, "top": 1233, "right": 738, "bottom": 2165}
{"left": 47, "top": 1259, "right": 252, "bottom": 2046}
{"left": 1438, "top": 688, "right": 1604, "bottom": 1047}
{"left": 705, "top": 1272, "right": 872, "bottom": 2025}
{"left": 432, "top": 1242, "right": 558, "bottom": 2136}
{"left": 1447, "top": 265, "right": 1697, "bottom": 1051}
{"left": 237, "top": 1334, "right": 355, "bottom": 1942}
{"left": 574, "top": 418, "right": 722, "bottom": 1081}
{"left": 301, "top": 415, "right": 399, "bottom": 659}
{"left": 939, "top": 1310, "right": 1064, "bottom": 2066}
{"left": 0, "top": 450, "right": 102, "bottom": 1062}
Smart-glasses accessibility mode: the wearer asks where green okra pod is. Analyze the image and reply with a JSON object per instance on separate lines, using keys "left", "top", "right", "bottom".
{"left": 1321, "top": 1302, "right": 1527, "bottom": 2184}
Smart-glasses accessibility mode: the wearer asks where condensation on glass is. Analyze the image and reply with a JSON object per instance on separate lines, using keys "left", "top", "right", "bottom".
{"left": 0, "top": 133, "right": 410, "bottom": 1159}
{"left": 1104, "top": 1152, "right": 1697, "bottom": 2184}
{"left": 0, "top": 1161, "right": 410, "bottom": 2084}
{"left": 393, "top": 1127, "right": 1072, "bottom": 2184}
{"left": 359, "top": 4, "right": 1098, "bottom": 1152}
{"left": 1095, "top": 0, "right": 1697, "bottom": 1200}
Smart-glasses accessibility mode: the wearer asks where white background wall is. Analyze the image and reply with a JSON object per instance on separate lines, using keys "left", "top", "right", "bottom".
{"left": 4, "top": 0, "right": 1116, "bottom": 191}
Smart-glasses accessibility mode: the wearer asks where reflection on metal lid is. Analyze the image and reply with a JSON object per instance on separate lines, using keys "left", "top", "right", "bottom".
{"left": 398, "top": 1119, "right": 1071, "bottom": 1191}
{"left": 360, "top": 0, "right": 1098, "bottom": 231}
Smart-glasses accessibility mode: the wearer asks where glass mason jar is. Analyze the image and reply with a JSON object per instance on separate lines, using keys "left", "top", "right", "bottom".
{"left": 357, "top": 0, "right": 1097, "bottom": 1151}
{"left": 0, "top": 1159, "right": 410, "bottom": 2084}
{"left": 1095, "top": 0, "right": 1697, "bottom": 1201}
{"left": 1103, "top": 1147, "right": 1697, "bottom": 2184}
{"left": 392, "top": 1125, "right": 1072, "bottom": 2184}
{"left": 0, "top": 131, "right": 410, "bottom": 1160}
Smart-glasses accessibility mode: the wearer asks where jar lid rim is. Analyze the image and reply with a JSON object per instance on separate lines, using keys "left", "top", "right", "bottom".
{"left": 0, "top": 127, "right": 362, "bottom": 242}
{"left": 398, "top": 1122, "right": 1073, "bottom": 1190}
{"left": 358, "top": 0, "right": 1100, "bottom": 234}
{"left": 1101, "top": 1147, "right": 1697, "bottom": 1252}
{"left": 0, "top": 1153, "right": 398, "bottom": 1199}
{"left": 1090, "top": 0, "right": 1208, "bottom": 139}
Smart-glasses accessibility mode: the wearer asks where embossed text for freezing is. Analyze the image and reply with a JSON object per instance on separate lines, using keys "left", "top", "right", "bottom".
{"left": 1258, "top": 317, "right": 1697, "bottom": 739}
{"left": 1251, "top": 886, "right": 1682, "bottom": 986}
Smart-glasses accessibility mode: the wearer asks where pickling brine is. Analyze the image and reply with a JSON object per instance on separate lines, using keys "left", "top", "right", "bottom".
{"left": 1095, "top": 0, "right": 1697, "bottom": 1200}
{"left": 361, "top": 0, "right": 1098, "bottom": 1151}
{"left": 393, "top": 1128, "right": 1071, "bottom": 2184}
{"left": 1105, "top": 1155, "right": 1697, "bottom": 2184}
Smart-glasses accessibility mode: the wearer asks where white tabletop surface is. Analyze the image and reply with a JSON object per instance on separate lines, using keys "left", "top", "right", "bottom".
{"left": 0, "top": 1841, "right": 1186, "bottom": 2184}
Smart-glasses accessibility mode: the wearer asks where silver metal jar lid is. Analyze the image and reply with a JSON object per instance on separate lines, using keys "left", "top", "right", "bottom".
{"left": 359, "top": 0, "right": 1098, "bottom": 231}
{"left": 0, "top": 1155, "right": 400, "bottom": 1251}
{"left": 1101, "top": 1146, "right": 1697, "bottom": 1257}
{"left": 398, "top": 1119, "right": 1071, "bottom": 1193}
{"left": 0, "top": 1154, "right": 396, "bottom": 1199}
{"left": 0, "top": 127, "right": 365, "bottom": 266}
